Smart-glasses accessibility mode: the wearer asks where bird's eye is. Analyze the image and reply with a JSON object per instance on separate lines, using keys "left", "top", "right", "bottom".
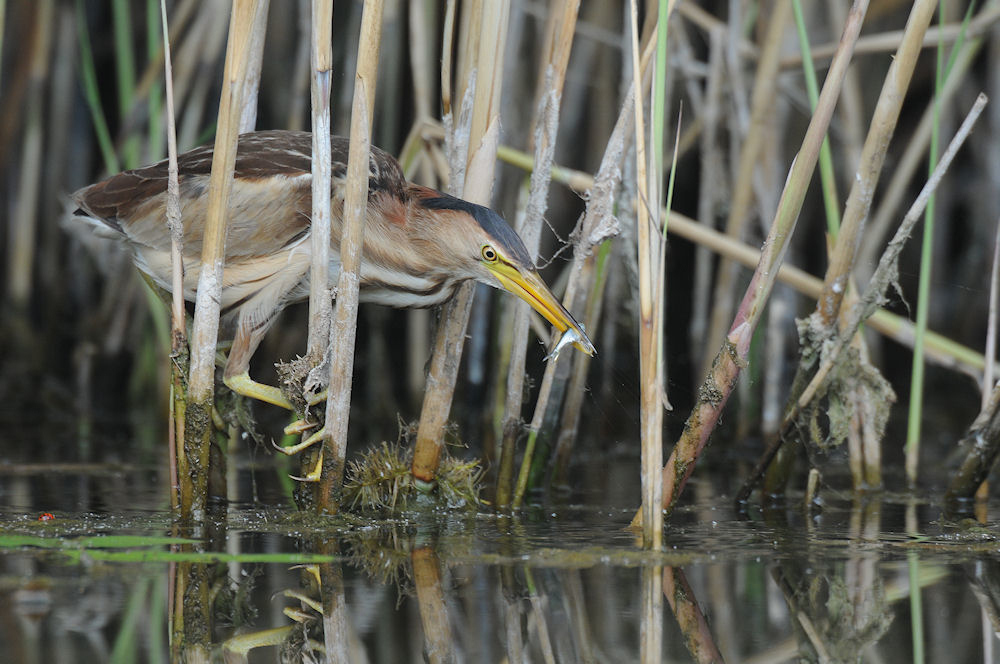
{"left": 481, "top": 245, "right": 498, "bottom": 263}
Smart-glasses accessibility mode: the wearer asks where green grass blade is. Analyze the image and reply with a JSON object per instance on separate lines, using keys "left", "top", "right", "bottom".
{"left": 791, "top": 0, "right": 841, "bottom": 237}
{"left": 907, "top": 1, "right": 952, "bottom": 482}
{"left": 76, "top": 0, "right": 120, "bottom": 173}
{"left": 112, "top": 0, "right": 140, "bottom": 167}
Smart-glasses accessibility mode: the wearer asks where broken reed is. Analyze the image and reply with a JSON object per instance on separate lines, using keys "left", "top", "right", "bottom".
{"left": 181, "top": 0, "right": 267, "bottom": 518}
{"left": 318, "top": 0, "right": 385, "bottom": 512}
{"left": 411, "top": 0, "right": 511, "bottom": 488}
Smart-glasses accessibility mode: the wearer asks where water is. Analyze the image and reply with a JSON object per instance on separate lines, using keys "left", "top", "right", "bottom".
{"left": 1, "top": 456, "right": 998, "bottom": 663}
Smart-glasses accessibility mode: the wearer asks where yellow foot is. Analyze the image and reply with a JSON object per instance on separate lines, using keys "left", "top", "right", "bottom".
{"left": 283, "top": 418, "right": 319, "bottom": 436}
{"left": 224, "top": 372, "right": 294, "bottom": 410}
{"left": 289, "top": 564, "right": 322, "bottom": 586}
{"left": 289, "top": 450, "right": 323, "bottom": 482}
{"left": 274, "top": 426, "right": 325, "bottom": 456}
{"left": 282, "top": 607, "right": 314, "bottom": 623}
{"left": 281, "top": 589, "right": 324, "bottom": 614}
{"left": 306, "top": 389, "right": 327, "bottom": 407}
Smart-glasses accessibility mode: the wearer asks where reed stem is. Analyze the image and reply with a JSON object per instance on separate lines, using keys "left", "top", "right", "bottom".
{"left": 184, "top": 0, "right": 266, "bottom": 518}
{"left": 306, "top": 0, "right": 334, "bottom": 371}
{"left": 412, "top": 0, "right": 510, "bottom": 487}
{"left": 631, "top": 0, "right": 870, "bottom": 526}
{"left": 700, "top": 0, "right": 791, "bottom": 380}
{"left": 791, "top": 0, "right": 841, "bottom": 237}
{"left": 906, "top": 3, "right": 946, "bottom": 486}
{"left": 629, "top": 0, "right": 663, "bottom": 549}
{"left": 747, "top": 93, "right": 988, "bottom": 503}
{"left": 498, "top": 0, "right": 578, "bottom": 509}
{"left": 160, "top": 0, "right": 185, "bottom": 512}
{"left": 319, "top": 0, "right": 384, "bottom": 513}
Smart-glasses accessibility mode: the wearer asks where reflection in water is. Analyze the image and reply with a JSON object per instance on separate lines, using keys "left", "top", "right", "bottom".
{"left": 2, "top": 490, "right": 1000, "bottom": 661}
{"left": 411, "top": 547, "right": 456, "bottom": 664}
{"left": 662, "top": 567, "right": 724, "bottom": 663}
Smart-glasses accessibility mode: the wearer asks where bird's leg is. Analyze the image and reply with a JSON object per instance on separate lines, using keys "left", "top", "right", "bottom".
{"left": 225, "top": 312, "right": 324, "bottom": 480}
{"left": 284, "top": 419, "right": 319, "bottom": 435}
{"left": 273, "top": 425, "right": 325, "bottom": 456}
{"left": 288, "top": 449, "right": 323, "bottom": 482}
{"left": 223, "top": 319, "right": 295, "bottom": 410}
{"left": 223, "top": 372, "right": 295, "bottom": 410}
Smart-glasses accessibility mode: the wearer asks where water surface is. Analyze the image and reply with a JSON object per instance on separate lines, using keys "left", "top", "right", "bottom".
{"left": 1, "top": 458, "right": 997, "bottom": 663}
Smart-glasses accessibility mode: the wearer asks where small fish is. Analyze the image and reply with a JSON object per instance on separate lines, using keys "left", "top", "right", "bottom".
{"left": 545, "top": 326, "right": 587, "bottom": 362}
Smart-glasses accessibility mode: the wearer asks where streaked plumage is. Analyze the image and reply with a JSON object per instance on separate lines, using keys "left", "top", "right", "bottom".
{"left": 72, "top": 130, "right": 593, "bottom": 408}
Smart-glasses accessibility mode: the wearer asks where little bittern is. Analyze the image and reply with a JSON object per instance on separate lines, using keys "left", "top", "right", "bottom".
{"left": 72, "top": 130, "right": 594, "bottom": 408}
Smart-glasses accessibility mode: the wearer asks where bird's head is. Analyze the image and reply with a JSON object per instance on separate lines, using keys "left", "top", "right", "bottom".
{"left": 406, "top": 187, "right": 595, "bottom": 357}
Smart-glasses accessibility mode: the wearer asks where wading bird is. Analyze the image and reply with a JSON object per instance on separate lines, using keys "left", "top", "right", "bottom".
{"left": 72, "top": 130, "right": 593, "bottom": 415}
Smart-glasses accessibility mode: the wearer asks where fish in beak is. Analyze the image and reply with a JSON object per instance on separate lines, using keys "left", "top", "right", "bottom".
{"left": 485, "top": 262, "right": 596, "bottom": 358}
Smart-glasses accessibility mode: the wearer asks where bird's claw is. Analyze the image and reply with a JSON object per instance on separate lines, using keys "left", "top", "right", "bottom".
{"left": 273, "top": 426, "right": 325, "bottom": 456}
{"left": 284, "top": 418, "right": 319, "bottom": 436}
{"left": 288, "top": 450, "right": 323, "bottom": 482}
{"left": 306, "top": 389, "right": 328, "bottom": 407}
{"left": 275, "top": 416, "right": 325, "bottom": 482}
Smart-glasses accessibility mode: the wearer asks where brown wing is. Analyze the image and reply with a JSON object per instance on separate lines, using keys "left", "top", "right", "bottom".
{"left": 72, "top": 130, "right": 406, "bottom": 262}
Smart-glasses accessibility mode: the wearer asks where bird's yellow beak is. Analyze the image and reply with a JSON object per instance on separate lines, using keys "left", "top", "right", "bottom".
{"left": 486, "top": 262, "right": 596, "bottom": 356}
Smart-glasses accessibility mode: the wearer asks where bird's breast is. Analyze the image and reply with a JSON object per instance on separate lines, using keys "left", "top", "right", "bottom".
{"left": 355, "top": 264, "right": 462, "bottom": 309}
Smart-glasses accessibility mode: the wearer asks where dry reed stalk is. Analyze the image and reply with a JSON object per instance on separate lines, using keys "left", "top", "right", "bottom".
{"left": 160, "top": 0, "right": 185, "bottom": 512}
{"left": 318, "top": 0, "right": 384, "bottom": 513}
{"left": 946, "top": 213, "right": 1000, "bottom": 504}
{"left": 949, "top": 377, "right": 1000, "bottom": 506}
{"left": 439, "top": 0, "right": 456, "bottom": 117}
{"left": 700, "top": 0, "right": 791, "bottom": 380}
{"left": 662, "top": 567, "right": 725, "bottom": 664}
{"left": 631, "top": 0, "right": 681, "bottom": 554}
{"left": 285, "top": 2, "right": 310, "bottom": 131}
{"left": 689, "top": 27, "right": 725, "bottom": 366}
{"left": 825, "top": 0, "right": 866, "bottom": 177}
{"left": 858, "top": 36, "right": 982, "bottom": 283}
{"left": 806, "top": 0, "right": 936, "bottom": 487}
{"left": 779, "top": 3, "right": 1000, "bottom": 68}
{"left": 319, "top": 562, "right": 350, "bottom": 664}
{"left": 238, "top": 1, "right": 268, "bottom": 131}
{"left": 744, "top": 94, "right": 989, "bottom": 503}
{"left": 640, "top": 564, "right": 663, "bottom": 664}
{"left": 496, "top": 0, "right": 579, "bottom": 509}
{"left": 411, "top": 548, "right": 457, "bottom": 663}
{"left": 117, "top": 0, "right": 197, "bottom": 130}
{"left": 184, "top": 0, "right": 266, "bottom": 518}
{"left": 628, "top": 0, "right": 659, "bottom": 548}
{"left": 177, "top": 5, "right": 230, "bottom": 150}
{"left": 639, "top": 3, "right": 675, "bottom": 654}
{"left": 498, "top": 143, "right": 994, "bottom": 378}
{"left": 627, "top": 0, "right": 870, "bottom": 526}
{"left": 518, "top": 85, "right": 635, "bottom": 499}
{"left": 551, "top": 244, "right": 612, "bottom": 486}
{"left": 978, "top": 217, "right": 1000, "bottom": 501}
{"left": 403, "top": 1, "right": 439, "bottom": 400}
{"left": 524, "top": 568, "right": 557, "bottom": 663}
{"left": 411, "top": 0, "right": 510, "bottom": 486}
{"left": 306, "top": 0, "right": 334, "bottom": 371}
{"left": 41, "top": 7, "right": 77, "bottom": 233}
{"left": 817, "top": 0, "right": 937, "bottom": 328}
{"left": 6, "top": 0, "right": 51, "bottom": 311}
